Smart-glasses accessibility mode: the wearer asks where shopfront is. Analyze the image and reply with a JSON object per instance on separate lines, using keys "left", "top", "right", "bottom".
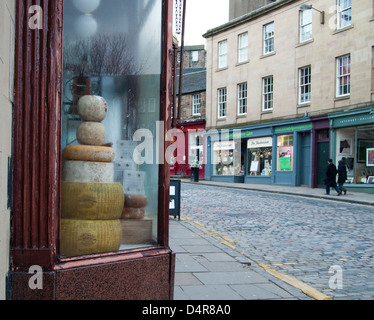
{"left": 330, "top": 107, "right": 374, "bottom": 194}
{"left": 205, "top": 119, "right": 313, "bottom": 187}
{"left": 272, "top": 120, "right": 312, "bottom": 187}
{"left": 170, "top": 119, "right": 206, "bottom": 179}
{"left": 10, "top": 0, "right": 175, "bottom": 300}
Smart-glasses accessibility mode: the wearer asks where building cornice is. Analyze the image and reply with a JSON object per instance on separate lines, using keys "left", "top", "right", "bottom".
{"left": 203, "top": 0, "right": 296, "bottom": 38}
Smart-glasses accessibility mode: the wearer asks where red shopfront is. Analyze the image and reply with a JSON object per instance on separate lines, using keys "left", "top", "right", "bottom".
{"left": 10, "top": 0, "right": 175, "bottom": 300}
{"left": 170, "top": 119, "right": 206, "bottom": 179}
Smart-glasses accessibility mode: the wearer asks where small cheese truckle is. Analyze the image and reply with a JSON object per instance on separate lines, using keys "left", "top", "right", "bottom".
{"left": 78, "top": 95, "right": 108, "bottom": 122}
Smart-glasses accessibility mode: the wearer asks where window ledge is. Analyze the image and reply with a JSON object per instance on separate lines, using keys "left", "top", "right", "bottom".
{"left": 296, "top": 39, "right": 314, "bottom": 48}
{"left": 334, "top": 95, "right": 350, "bottom": 101}
{"left": 333, "top": 24, "right": 354, "bottom": 35}
{"left": 297, "top": 103, "right": 311, "bottom": 108}
{"left": 237, "top": 114, "right": 247, "bottom": 118}
{"left": 260, "top": 51, "right": 276, "bottom": 59}
{"left": 261, "top": 110, "right": 273, "bottom": 115}
{"left": 236, "top": 60, "right": 249, "bottom": 67}
{"left": 217, "top": 117, "right": 226, "bottom": 121}
{"left": 216, "top": 66, "right": 228, "bottom": 72}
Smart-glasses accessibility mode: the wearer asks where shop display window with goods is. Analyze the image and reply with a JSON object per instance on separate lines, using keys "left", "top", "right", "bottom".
{"left": 212, "top": 140, "right": 242, "bottom": 176}
{"left": 277, "top": 135, "right": 294, "bottom": 171}
{"left": 335, "top": 125, "right": 374, "bottom": 185}
{"left": 247, "top": 137, "right": 272, "bottom": 176}
{"left": 61, "top": 0, "right": 163, "bottom": 257}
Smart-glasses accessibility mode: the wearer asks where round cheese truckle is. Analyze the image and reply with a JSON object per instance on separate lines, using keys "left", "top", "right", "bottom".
{"left": 77, "top": 122, "right": 106, "bottom": 146}
{"left": 124, "top": 194, "right": 148, "bottom": 208}
{"left": 61, "top": 182, "right": 124, "bottom": 220}
{"left": 62, "top": 160, "right": 114, "bottom": 183}
{"left": 121, "top": 207, "right": 146, "bottom": 220}
{"left": 78, "top": 95, "right": 108, "bottom": 122}
{"left": 63, "top": 145, "right": 115, "bottom": 163}
{"left": 61, "top": 219, "right": 122, "bottom": 257}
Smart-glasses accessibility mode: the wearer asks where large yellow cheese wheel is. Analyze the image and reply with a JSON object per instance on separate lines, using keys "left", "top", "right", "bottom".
{"left": 61, "top": 219, "right": 122, "bottom": 257}
{"left": 121, "top": 207, "right": 146, "bottom": 220}
{"left": 124, "top": 194, "right": 148, "bottom": 208}
{"left": 62, "top": 160, "right": 114, "bottom": 183}
{"left": 78, "top": 95, "right": 108, "bottom": 122}
{"left": 77, "top": 122, "right": 106, "bottom": 146}
{"left": 61, "top": 182, "right": 124, "bottom": 219}
{"left": 64, "top": 145, "right": 115, "bottom": 162}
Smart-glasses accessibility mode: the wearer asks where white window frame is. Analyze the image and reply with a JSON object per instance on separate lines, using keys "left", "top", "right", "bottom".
{"left": 299, "top": 66, "right": 311, "bottom": 104}
{"left": 218, "top": 40, "right": 228, "bottom": 69}
{"left": 237, "top": 82, "right": 247, "bottom": 115}
{"left": 192, "top": 94, "right": 201, "bottom": 115}
{"left": 337, "top": 0, "right": 352, "bottom": 29}
{"left": 192, "top": 51, "right": 199, "bottom": 62}
{"left": 238, "top": 32, "right": 248, "bottom": 63}
{"left": 336, "top": 54, "right": 351, "bottom": 97}
{"left": 263, "top": 22, "right": 274, "bottom": 55}
{"left": 262, "top": 76, "right": 273, "bottom": 111}
{"left": 300, "top": 9, "right": 313, "bottom": 43}
{"left": 218, "top": 88, "right": 227, "bottom": 118}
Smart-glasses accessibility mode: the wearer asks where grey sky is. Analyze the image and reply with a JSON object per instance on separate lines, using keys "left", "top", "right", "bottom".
{"left": 174, "top": 0, "right": 229, "bottom": 46}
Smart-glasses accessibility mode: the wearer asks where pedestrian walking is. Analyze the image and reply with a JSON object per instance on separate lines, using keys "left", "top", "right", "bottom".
{"left": 338, "top": 158, "right": 347, "bottom": 195}
{"left": 325, "top": 159, "right": 341, "bottom": 196}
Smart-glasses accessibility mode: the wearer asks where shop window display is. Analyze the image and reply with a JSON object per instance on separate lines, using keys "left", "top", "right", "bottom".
{"left": 61, "top": 0, "right": 162, "bottom": 257}
{"left": 247, "top": 137, "right": 272, "bottom": 176}
{"left": 335, "top": 125, "right": 374, "bottom": 185}
{"left": 189, "top": 131, "right": 204, "bottom": 167}
{"left": 277, "top": 135, "right": 294, "bottom": 171}
{"left": 213, "top": 141, "right": 242, "bottom": 175}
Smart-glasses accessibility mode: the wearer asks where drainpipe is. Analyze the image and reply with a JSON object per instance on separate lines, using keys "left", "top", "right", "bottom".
{"left": 176, "top": 0, "right": 186, "bottom": 126}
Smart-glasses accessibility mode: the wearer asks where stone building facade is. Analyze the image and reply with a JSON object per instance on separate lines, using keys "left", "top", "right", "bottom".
{"left": 203, "top": 0, "right": 374, "bottom": 193}
{"left": 229, "top": 0, "right": 277, "bottom": 20}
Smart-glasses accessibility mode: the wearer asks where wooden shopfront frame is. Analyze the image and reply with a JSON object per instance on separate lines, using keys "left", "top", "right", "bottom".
{"left": 10, "top": 0, "right": 175, "bottom": 300}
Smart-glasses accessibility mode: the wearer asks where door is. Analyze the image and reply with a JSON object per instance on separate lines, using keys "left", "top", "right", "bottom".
{"left": 317, "top": 142, "right": 330, "bottom": 186}
{"left": 299, "top": 132, "right": 311, "bottom": 186}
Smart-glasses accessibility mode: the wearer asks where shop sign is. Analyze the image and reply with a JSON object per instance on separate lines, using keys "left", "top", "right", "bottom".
{"left": 213, "top": 141, "right": 235, "bottom": 151}
{"left": 333, "top": 114, "right": 374, "bottom": 128}
{"left": 247, "top": 137, "right": 272, "bottom": 149}
{"left": 224, "top": 131, "right": 253, "bottom": 139}
{"left": 274, "top": 123, "right": 312, "bottom": 133}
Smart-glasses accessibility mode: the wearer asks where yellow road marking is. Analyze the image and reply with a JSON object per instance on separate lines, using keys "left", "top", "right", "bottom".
{"left": 259, "top": 263, "right": 333, "bottom": 300}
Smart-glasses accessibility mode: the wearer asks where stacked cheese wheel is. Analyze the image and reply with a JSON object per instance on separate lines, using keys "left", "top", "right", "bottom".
{"left": 121, "top": 194, "right": 148, "bottom": 220}
{"left": 61, "top": 95, "right": 124, "bottom": 257}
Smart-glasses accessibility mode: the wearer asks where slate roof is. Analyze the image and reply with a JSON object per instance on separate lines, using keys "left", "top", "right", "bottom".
{"left": 176, "top": 68, "right": 206, "bottom": 95}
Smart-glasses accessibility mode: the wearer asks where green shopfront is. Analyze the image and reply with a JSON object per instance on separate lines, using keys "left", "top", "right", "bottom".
{"left": 205, "top": 118, "right": 313, "bottom": 187}
{"left": 330, "top": 107, "right": 374, "bottom": 194}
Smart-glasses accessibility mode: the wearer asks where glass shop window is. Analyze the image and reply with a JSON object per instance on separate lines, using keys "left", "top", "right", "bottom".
{"left": 61, "top": 0, "right": 163, "bottom": 257}
{"left": 212, "top": 140, "right": 242, "bottom": 175}
{"left": 277, "top": 135, "right": 294, "bottom": 171}
{"left": 335, "top": 125, "right": 374, "bottom": 185}
{"left": 247, "top": 137, "right": 273, "bottom": 176}
{"left": 189, "top": 131, "right": 204, "bottom": 167}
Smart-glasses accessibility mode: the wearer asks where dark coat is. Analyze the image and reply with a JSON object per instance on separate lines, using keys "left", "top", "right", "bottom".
{"left": 325, "top": 163, "right": 338, "bottom": 187}
{"left": 337, "top": 163, "right": 347, "bottom": 184}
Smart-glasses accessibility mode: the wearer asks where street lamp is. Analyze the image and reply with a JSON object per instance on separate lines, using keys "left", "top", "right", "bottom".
{"left": 300, "top": 4, "right": 325, "bottom": 24}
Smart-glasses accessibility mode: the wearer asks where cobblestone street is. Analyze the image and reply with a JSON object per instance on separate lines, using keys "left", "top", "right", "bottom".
{"left": 180, "top": 182, "right": 374, "bottom": 300}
